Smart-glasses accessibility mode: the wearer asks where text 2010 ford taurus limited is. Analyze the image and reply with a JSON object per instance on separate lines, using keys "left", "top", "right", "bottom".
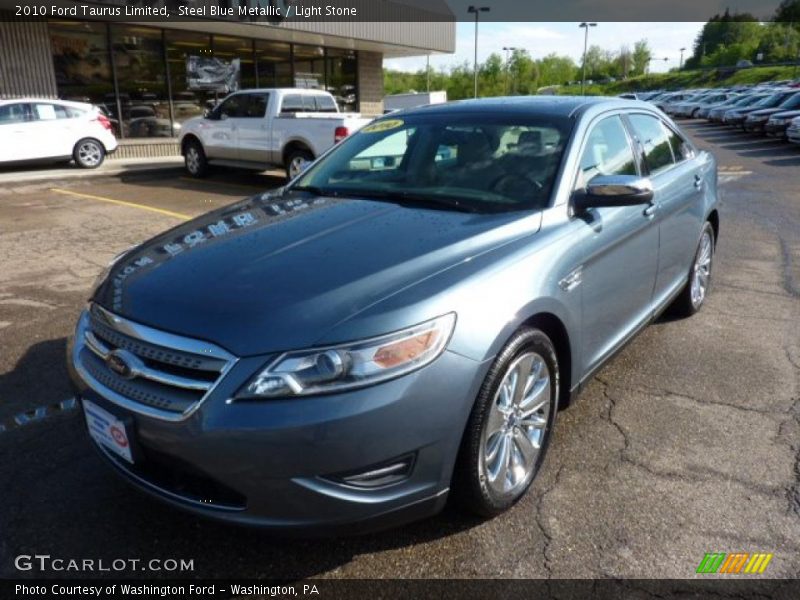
{"left": 69, "top": 97, "right": 719, "bottom": 532}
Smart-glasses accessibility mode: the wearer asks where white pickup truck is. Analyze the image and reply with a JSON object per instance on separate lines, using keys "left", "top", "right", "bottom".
{"left": 179, "top": 88, "right": 372, "bottom": 179}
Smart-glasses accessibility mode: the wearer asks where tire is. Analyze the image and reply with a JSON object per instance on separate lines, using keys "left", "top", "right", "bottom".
{"left": 73, "top": 138, "right": 105, "bottom": 169}
{"left": 668, "top": 221, "right": 715, "bottom": 318}
{"left": 184, "top": 138, "right": 209, "bottom": 178}
{"left": 453, "top": 327, "right": 559, "bottom": 517}
{"left": 285, "top": 148, "right": 314, "bottom": 180}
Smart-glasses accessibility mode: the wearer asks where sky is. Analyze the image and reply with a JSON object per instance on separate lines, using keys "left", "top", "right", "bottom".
{"left": 384, "top": 22, "right": 706, "bottom": 74}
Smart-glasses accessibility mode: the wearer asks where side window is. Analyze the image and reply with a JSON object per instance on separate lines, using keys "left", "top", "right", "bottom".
{"left": 33, "top": 104, "right": 73, "bottom": 120}
{"left": 217, "top": 95, "right": 246, "bottom": 119}
{"left": 575, "top": 115, "right": 637, "bottom": 190}
{"left": 315, "top": 94, "right": 337, "bottom": 113}
{"left": 664, "top": 125, "right": 695, "bottom": 162}
{"left": 243, "top": 93, "right": 269, "bottom": 118}
{"left": 302, "top": 95, "right": 316, "bottom": 112}
{"left": 280, "top": 94, "right": 304, "bottom": 113}
{"left": 0, "top": 103, "right": 32, "bottom": 124}
{"left": 628, "top": 113, "right": 675, "bottom": 175}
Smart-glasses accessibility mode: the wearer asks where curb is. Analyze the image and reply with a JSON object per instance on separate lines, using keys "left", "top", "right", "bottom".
{"left": 0, "top": 158, "right": 186, "bottom": 187}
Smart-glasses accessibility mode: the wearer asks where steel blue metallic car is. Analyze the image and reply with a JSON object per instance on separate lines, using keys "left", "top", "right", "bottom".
{"left": 69, "top": 97, "right": 719, "bottom": 532}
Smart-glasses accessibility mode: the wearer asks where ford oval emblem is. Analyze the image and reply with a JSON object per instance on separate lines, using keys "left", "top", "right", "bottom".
{"left": 106, "top": 349, "right": 136, "bottom": 380}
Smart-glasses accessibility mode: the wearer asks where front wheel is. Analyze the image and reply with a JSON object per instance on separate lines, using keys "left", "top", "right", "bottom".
{"left": 668, "top": 221, "right": 715, "bottom": 317}
{"left": 73, "top": 138, "right": 105, "bottom": 169}
{"left": 184, "top": 139, "right": 209, "bottom": 178}
{"left": 453, "top": 328, "right": 559, "bottom": 517}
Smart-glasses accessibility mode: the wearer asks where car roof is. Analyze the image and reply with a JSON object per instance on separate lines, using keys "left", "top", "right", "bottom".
{"left": 394, "top": 96, "right": 640, "bottom": 119}
{"left": 0, "top": 97, "right": 94, "bottom": 109}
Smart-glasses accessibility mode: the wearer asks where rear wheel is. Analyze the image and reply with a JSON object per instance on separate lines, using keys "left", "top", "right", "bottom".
{"left": 285, "top": 148, "right": 314, "bottom": 180}
{"left": 453, "top": 328, "right": 559, "bottom": 517}
{"left": 669, "top": 221, "right": 715, "bottom": 317}
{"left": 184, "top": 139, "right": 208, "bottom": 178}
{"left": 73, "top": 138, "right": 105, "bottom": 169}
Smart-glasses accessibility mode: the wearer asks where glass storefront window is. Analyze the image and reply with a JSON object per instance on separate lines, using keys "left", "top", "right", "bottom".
{"left": 111, "top": 25, "right": 170, "bottom": 138}
{"left": 293, "top": 44, "right": 325, "bottom": 90}
{"left": 49, "top": 21, "right": 113, "bottom": 121}
{"left": 255, "top": 40, "right": 292, "bottom": 88}
{"left": 326, "top": 48, "right": 358, "bottom": 112}
{"left": 165, "top": 30, "right": 214, "bottom": 130}
{"left": 49, "top": 21, "right": 363, "bottom": 137}
{"left": 213, "top": 35, "right": 255, "bottom": 90}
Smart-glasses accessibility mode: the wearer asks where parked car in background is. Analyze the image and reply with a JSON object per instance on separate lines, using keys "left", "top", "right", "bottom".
{"left": 786, "top": 116, "right": 800, "bottom": 144}
{"left": 743, "top": 91, "right": 800, "bottom": 133}
{"left": 69, "top": 97, "right": 719, "bottom": 531}
{"left": 179, "top": 88, "right": 372, "bottom": 179}
{"left": 724, "top": 90, "right": 796, "bottom": 128}
{"left": 0, "top": 98, "right": 117, "bottom": 168}
{"left": 708, "top": 94, "right": 768, "bottom": 123}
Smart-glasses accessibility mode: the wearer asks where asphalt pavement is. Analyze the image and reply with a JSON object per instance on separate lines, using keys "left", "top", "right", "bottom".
{"left": 0, "top": 124, "right": 798, "bottom": 580}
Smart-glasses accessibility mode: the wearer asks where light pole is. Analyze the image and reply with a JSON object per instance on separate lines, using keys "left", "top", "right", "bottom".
{"left": 503, "top": 46, "right": 518, "bottom": 95}
{"left": 579, "top": 22, "right": 597, "bottom": 95}
{"left": 468, "top": 5, "right": 490, "bottom": 98}
{"left": 679, "top": 47, "right": 686, "bottom": 70}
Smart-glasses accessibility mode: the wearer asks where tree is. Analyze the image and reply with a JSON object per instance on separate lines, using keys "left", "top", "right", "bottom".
{"left": 632, "top": 40, "right": 652, "bottom": 75}
{"left": 774, "top": 0, "right": 800, "bottom": 27}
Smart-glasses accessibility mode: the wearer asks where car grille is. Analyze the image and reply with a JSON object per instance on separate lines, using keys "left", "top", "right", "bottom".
{"left": 74, "top": 304, "right": 236, "bottom": 420}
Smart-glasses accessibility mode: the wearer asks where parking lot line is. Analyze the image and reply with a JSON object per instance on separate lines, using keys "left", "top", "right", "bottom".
{"left": 50, "top": 188, "right": 190, "bottom": 220}
{"left": 179, "top": 176, "right": 270, "bottom": 190}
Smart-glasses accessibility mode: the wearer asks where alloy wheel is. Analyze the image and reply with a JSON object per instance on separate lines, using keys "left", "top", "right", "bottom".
{"left": 480, "top": 351, "right": 551, "bottom": 495}
{"left": 690, "top": 230, "right": 713, "bottom": 308}
{"left": 78, "top": 141, "right": 102, "bottom": 167}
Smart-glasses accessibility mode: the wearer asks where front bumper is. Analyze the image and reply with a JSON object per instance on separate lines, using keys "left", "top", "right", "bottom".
{"left": 68, "top": 309, "right": 488, "bottom": 532}
{"left": 787, "top": 127, "right": 800, "bottom": 144}
{"left": 743, "top": 120, "right": 767, "bottom": 133}
{"left": 764, "top": 122, "right": 789, "bottom": 137}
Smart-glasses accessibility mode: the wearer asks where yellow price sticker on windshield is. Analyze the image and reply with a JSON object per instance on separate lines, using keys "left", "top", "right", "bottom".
{"left": 361, "top": 119, "right": 404, "bottom": 133}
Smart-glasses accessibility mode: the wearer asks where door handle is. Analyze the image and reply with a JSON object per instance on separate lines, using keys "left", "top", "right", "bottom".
{"left": 694, "top": 173, "right": 703, "bottom": 189}
{"left": 643, "top": 202, "right": 657, "bottom": 217}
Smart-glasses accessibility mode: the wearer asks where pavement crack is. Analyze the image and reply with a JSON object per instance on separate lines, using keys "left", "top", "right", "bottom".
{"left": 534, "top": 464, "right": 564, "bottom": 579}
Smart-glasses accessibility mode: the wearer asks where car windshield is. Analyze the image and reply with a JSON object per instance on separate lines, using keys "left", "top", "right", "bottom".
{"left": 292, "top": 114, "right": 573, "bottom": 213}
{"left": 778, "top": 93, "right": 800, "bottom": 109}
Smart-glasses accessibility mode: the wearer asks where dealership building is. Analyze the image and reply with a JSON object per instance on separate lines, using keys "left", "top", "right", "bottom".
{"left": 0, "top": 1, "right": 454, "bottom": 157}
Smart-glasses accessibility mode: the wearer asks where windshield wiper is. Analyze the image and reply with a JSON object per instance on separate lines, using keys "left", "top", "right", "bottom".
{"left": 291, "top": 185, "right": 340, "bottom": 197}
{"left": 327, "top": 188, "right": 481, "bottom": 213}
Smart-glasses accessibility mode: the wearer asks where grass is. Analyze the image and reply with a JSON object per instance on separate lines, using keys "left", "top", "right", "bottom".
{"left": 559, "top": 65, "right": 799, "bottom": 96}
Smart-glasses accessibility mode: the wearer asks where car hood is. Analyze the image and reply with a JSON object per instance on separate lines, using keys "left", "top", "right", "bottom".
{"left": 770, "top": 109, "right": 800, "bottom": 120}
{"left": 92, "top": 190, "right": 538, "bottom": 356}
{"left": 747, "top": 108, "right": 784, "bottom": 118}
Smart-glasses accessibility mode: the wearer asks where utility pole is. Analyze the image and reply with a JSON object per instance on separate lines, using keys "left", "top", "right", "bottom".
{"left": 580, "top": 22, "right": 597, "bottom": 95}
{"left": 503, "top": 46, "right": 518, "bottom": 95}
{"left": 426, "top": 54, "right": 430, "bottom": 92}
{"left": 468, "top": 5, "right": 490, "bottom": 98}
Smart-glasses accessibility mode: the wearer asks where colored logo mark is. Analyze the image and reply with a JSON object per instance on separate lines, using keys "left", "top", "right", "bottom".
{"left": 696, "top": 552, "right": 773, "bottom": 574}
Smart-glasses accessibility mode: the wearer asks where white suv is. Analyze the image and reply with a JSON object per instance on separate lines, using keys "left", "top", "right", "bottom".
{"left": 0, "top": 99, "right": 118, "bottom": 169}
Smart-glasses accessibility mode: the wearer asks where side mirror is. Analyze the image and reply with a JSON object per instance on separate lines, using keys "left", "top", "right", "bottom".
{"left": 572, "top": 175, "right": 654, "bottom": 212}
{"left": 203, "top": 108, "right": 211, "bottom": 118}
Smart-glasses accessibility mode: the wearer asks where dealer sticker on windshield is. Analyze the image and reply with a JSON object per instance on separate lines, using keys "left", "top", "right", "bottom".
{"left": 362, "top": 119, "right": 404, "bottom": 133}
{"left": 83, "top": 399, "right": 133, "bottom": 464}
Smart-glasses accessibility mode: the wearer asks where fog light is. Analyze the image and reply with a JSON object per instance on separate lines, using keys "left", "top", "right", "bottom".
{"left": 326, "top": 454, "right": 416, "bottom": 489}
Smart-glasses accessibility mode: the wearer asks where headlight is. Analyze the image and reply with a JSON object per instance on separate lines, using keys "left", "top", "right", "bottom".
{"left": 92, "top": 246, "right": 135, "bottom": 291}
{"left": 237, "top": 313, "right": 456, "bottom": 399}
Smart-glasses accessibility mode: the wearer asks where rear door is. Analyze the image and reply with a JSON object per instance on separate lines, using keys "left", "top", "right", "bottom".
{"left": 626, "top": 113, "right": 706, "bottom": 309}
{"left": 28, "top": 103, "right": 80, "bottom": 158}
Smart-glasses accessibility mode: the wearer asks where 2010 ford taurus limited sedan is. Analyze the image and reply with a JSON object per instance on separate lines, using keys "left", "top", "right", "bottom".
{"left": 69, "top": 97, "right": 719, "bottom": 532}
